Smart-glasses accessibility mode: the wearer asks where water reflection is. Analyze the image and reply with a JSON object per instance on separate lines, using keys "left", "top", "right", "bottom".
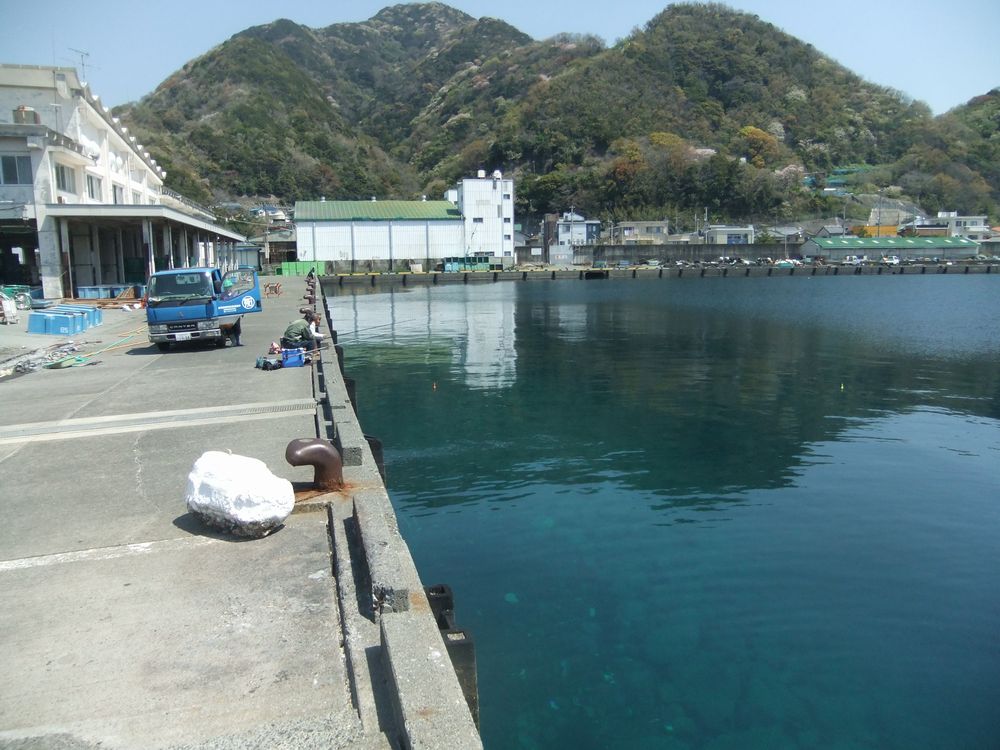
{"left": 327, "top": 285, "right": 517, "bottom": 390}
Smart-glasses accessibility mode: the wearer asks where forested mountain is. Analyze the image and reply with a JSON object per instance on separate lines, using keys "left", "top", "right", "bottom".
{"left": 115, "top": 2, "right": 999, "bottom": 228}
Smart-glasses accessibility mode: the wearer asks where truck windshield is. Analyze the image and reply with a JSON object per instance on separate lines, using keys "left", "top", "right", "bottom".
{"left": 148, "top": 273, "right": 213, "bottom": 302}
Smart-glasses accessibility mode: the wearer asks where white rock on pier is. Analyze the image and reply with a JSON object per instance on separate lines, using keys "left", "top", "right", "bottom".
{"left": 185, "top": 451, "right": 294, "bottom": 537}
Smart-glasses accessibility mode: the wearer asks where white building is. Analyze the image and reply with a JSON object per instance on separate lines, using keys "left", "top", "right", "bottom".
{"left": 446, "top": 169, "right": 515, "bottom": 261}
{"left": 935, "top": 211, "right": 991, "bottom": 241}
{"left": 294, "top": 198, "right": 464, "bottom": 272}
{"left": 295, "top": 172, "right": 516, "bottom": 272}
{"left": 704, "top": 224, "right": 755, "bottom": 245}
{"left": 0, "top": 64, "right": 244, "bottom": 298}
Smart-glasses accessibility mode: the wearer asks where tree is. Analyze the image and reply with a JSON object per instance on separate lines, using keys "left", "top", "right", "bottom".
{"left": 737, "top": 125, "right": 780, "bottom": 168}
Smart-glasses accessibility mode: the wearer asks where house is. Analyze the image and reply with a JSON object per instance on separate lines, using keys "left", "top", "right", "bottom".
{"left": 766, "top": 225, "right": 803, "bottom": 242}
{"left": 800, "top": 236, "right": 979, "bottom": 262}
{"left": 554, "top": 211, "right": 601, "bottom": 247}
{"left": 815, "top": 224, "right": 850, "bottom": 238}
{"left": 704, "top": 224, "right": 755, "bottom": 245}
{"left": 293, "top": 171, "right": 514, "bottom": 272}
{"left": 934, "top": 211, "right": 991, "bottom": 241}
{"left": 0, "top": 64, "right": 244, "bottom": 298}
{"left": 611, "top": 220, "right": 670, "bottom": 245}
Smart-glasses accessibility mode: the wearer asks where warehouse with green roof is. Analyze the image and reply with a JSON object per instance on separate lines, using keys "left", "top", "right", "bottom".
{"left": 294, "top": 172, "right": 516, "bottom": 273}
{"left": 801, "top": 236, "right": 980, "bottom": 262}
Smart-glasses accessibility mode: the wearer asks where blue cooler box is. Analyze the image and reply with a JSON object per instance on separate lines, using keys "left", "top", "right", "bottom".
{"left": 281, "top": 348, "right": 306, "bottom": 367}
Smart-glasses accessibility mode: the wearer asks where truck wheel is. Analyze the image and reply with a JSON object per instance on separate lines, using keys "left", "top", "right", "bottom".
{"left": 156, "top": 343, "right": 170, "bottom": 352}
{"left": 215, "top": 337, "right": 226, "bottom": 348}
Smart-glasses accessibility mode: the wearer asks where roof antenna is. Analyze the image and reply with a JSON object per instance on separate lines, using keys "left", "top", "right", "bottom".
{"left": 69, "top": 48, "right": 91, "bottom": 81}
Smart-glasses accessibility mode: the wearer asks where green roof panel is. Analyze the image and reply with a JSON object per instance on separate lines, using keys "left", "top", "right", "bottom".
{"left": 295, "top": 200, "right": 461, "bottom": 222}
{"left": 809, "top": 237, "right": 979, "bottom": 249}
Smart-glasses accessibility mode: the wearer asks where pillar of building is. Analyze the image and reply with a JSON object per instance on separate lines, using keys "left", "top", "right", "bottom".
{"left": 143, "top": 219, "right": 155, "bottom": 277}
{"left": 91, "top": 225, "right": 103, "bottom": 285}
{"left": 163, "top": 224, "right": 173, "bottom": 269}
{"left": 116, "top": 228, "right": 125, "bottom": 283}
{"left": 38, "top": 213, "right": 64, "bottom": 298}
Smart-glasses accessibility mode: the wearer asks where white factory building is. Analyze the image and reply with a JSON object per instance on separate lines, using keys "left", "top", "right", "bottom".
{"left": 0, "top": 64, "right": 244, "bottom": 299}
{"left": 294, "top": 170, "right": 515, "bottom": 272}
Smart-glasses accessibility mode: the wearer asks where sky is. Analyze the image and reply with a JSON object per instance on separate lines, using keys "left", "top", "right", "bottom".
{"left": 4, "top": 0, "right": 999, "bottom": 115}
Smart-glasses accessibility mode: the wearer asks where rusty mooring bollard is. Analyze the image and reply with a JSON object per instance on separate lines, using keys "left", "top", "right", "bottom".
{"left": 285, "top": 438, "right": 344, "bottom": 490}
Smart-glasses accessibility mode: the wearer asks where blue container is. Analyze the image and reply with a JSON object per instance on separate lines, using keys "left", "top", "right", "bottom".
{"left": 50, "top": 306, "right": 89, "bottom": 332}
{"left": 58, "top": 304, "right": 102, "bottom": 327}
{"left": 27, "top": 312, "right": 53, "bottom": 334}
{"left": 46, "top": 313, "right": 76, "bottom": 335}
{"left": 77, "top": 286, "right": 100, "bottom": 299}
{"left": 281, "top": 348, "right": 306, "bottom": 367}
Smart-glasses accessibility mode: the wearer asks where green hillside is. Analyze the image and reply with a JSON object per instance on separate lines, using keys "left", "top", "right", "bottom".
{"left": 115, "top": 2, "right": 999, "bottom": 226}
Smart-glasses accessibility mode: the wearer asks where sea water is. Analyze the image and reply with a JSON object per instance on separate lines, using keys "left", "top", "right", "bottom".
{"left": 326, "top": 275, "right": 1000, "bottom": 750}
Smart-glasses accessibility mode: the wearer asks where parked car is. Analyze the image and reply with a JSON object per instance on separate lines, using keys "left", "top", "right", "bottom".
{"left": 645, "top": 259, "right": 662, "bottom": 268}
{"left": 617, "top": 260, "right": 632, "bottom": 269}
{"left": 881, "top": 255, "right": 900, "bottom": 266}
{"left": 842, "top": 255, "right": 866, "bottom": 266}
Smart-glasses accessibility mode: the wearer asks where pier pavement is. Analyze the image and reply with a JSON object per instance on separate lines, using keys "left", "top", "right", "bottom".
{"left": 0, "top": 279, "right": 480, "bottom": 749}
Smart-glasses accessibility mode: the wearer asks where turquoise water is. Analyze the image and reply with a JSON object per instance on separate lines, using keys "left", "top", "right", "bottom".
{"left": 326, "top": 276, "right": 1000, "bottom": 750}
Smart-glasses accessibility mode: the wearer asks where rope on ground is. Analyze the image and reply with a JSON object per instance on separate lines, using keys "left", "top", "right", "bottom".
{"left": 44, "top": 325, "right": 147, "bottom": 369}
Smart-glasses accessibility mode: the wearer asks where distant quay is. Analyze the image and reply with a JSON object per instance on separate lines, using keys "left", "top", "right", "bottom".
{"left": 318, "top": 262, "right": 1000, "bottom": 287}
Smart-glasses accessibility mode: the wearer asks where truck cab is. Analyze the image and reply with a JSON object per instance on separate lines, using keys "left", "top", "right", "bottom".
{"left": 146, "top": 268, "right": 261, "bottom": 351}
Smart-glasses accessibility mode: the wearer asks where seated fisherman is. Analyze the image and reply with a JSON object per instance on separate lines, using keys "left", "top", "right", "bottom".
{"left": 281, "top": 311, "right": 325, "bottom": 351}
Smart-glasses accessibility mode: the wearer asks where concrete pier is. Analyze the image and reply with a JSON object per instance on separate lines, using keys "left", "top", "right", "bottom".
{"left": 0, "top": 278, "right": 480, "bottom": 749}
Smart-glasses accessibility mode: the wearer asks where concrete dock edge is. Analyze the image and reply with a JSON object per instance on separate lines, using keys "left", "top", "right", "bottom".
{"left": 314, "top": 286, "right": 483, "bottom": 750}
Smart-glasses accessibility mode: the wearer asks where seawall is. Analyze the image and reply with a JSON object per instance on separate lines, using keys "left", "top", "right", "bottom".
{"left": 315, "top": 262, "right": 1000, "bottom": 288}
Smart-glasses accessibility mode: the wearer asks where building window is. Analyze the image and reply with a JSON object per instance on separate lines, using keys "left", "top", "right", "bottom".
{"left": 1, "top": 155, "right": 32, "bottom": 185}
{"left": 473, "top": 217, "right": 484, "bottom": 223}
{"left": 113, "top": 184, "right": 125, "bottom": 204}
{"left": 504, "top": 234, "right": 512, "bottom": 240}
{"left": 55, "top": 164, "right": 75, "bottom": 192}
{"left": 132, "top": 190, "right": 142, "bottom": 204}
{"left": 503, "top": 217, "right": 511, "bottom": 223}
{"left": 503, "top": 194, "right": 510, "bottom": 200}
{"left": 86, "top": 174, "right": 102, "bottom": 200}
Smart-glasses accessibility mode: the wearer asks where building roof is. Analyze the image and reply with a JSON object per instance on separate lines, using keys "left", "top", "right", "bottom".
{"left": 294, "top": 200, "right": 461, "bottom": 222}
{"left": 807, "top": 237, "right": 979, "bottom": 250}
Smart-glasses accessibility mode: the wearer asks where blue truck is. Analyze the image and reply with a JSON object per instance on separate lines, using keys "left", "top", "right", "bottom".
{"left": 146, "top": 267, "right": 262, "bottom": 351}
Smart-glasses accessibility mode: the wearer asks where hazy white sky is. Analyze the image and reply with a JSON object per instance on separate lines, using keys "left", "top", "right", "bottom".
{"left": 5, "top": 0, "right": 998, "bottom": 115}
